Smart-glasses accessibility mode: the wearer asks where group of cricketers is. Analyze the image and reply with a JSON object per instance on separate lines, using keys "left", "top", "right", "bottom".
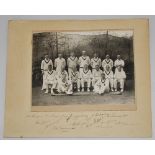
{"left": 41, "top": 51, "right": 126, "bottom": 95}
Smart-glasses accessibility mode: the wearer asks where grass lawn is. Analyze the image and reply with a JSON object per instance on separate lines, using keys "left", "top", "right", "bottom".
{"left": 32, "top": 86, "right": 135, "bottom": 106}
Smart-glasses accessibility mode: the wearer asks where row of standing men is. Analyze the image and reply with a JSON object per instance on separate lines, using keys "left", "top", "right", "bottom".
{"left": 41, "top": 51, "right": 126, "bottom": 95}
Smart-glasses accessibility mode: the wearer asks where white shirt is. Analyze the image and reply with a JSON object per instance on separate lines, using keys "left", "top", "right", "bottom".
{"left": 104, "top": 70, "right": 114, "bottom": 79}
{"left": 102, "top": 59, "right": 113, "bottom": 70}
{"left": 92, "top": 69, "right": 102, "bottom": 79}
{"left": 80, "top": 69, "right": 92, "bottom": 79}
{"left": 95, "top": 78, "right": 109, "bottom": 88}
{"left": 54, "top": 58, "right": 66, "bottom": 72}
{"left": 45, "top": 70, "right": 56, "bottom": 81}
{"left": 41, "top": 59, "right": 53, "bottom": 71}
{"left": 78, "top": 56, "right": 90, "bottom": 68}
{"left": 91, "top": 57, "right": 101, "bottom": 69}
{"left": 58, "top": 71, "right": 70, "bottom": 86}
{"left": 56, "top": 70, "right": 68, "bottom": 81}
{"left": 69, "top": 71, "right": 80, "bottom": 82}
{"left": 114, "top": 59, "right": 125, "bottom": 68}
{"left": 67, "top": 56, "right": 78, "bottom": 68}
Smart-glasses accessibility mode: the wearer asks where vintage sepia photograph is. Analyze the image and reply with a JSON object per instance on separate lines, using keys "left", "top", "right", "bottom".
{"left": 32, "top": 30, "right": 135, "bottom": 106}
{"left": 4, "top": 19, "right": 152, "bottom": 138}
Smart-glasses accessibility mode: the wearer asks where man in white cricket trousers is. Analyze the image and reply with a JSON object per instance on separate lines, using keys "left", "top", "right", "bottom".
{"left": 67, "top": 51, "right": 78, "bottom": 76}
{"left": 78, "top": 51, "right": 90, "bottom": 74}
{"left": 41, "top": 54, "right": 53, "bottom": 90}
{"left": 44, "top": 65, "right": 57, "bottom": 95}
{"left": 54, "top": 53, "right": 66, "bottom": 74}
{"left": 104, "top": 64, "right": 114, "bottom": 92}
{"left": 69, "top": 67, "right": 81, "bottom": 92}
{"left": 114, "top": 66, "right": 126, "bottom": 92}
{"left": 80, "top": 64, "right": 92, "bottom": 92}
{"left": 57, "top": 67, "right": 73, "bottom": 95}
{"left": 94, "top": 72, "right": 110, "bottom": 95}
{"left": 92, "top": 65, "right": 102, "bottom": 89}
{"left": 114, "top": 54, "right": 125, "bottom": 71}
{"left": 91, "top": 52, "right": 101, "bottom": 74}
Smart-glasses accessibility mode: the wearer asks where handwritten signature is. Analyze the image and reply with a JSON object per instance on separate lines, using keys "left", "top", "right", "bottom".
{"left": 26, "top": 112, "right": 136, "bottom": 132}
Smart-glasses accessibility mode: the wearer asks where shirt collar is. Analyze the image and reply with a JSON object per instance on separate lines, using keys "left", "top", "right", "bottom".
{"left": 82, "top": 56, "right": 86, "bottom": 60}
{"left": 83, "top": 69, "right": 89, "bottom": 74}
{"left": 93, "top": 57, "right": 99, "bottom": 62}
{"left": 48, "top": 70, "right": 53, "bottom": 74}
{"left": 105, "top": 59, "right": 110, "bottom": 63}
{"left": 70, "top": 56, "right": 76, "bottom": 61}
{"left": 45, "top": 59, "right": 50, "bottom": 63}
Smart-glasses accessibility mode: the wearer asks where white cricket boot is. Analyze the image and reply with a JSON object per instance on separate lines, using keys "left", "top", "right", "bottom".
{"left": 111, "top": 88, "right": 114, "bottom": 92}
{"left": 87, "top": 88, "right": 90, "bottom": 92}
{"left": 120, "top": 89, "right": 124, "bottom": 93}
{"left": 45, "top": 90, "right": 48, "bottom": 94}
{"left": 51, "top": 89, "right": 55, "bottom": 95}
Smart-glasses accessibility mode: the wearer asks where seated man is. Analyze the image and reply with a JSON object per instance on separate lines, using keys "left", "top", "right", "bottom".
{"left": 80, "top": 64, "right": 92, "bottom": 92}
{"left": 57, "top": 67, "right": 73, "bottom": 94}
{"left": 94, "top": 72, "right": 109, "bottom": 95}
{"left": 44, "top": 65, "right": 57, "bottom": 95}
{"left": 114, "top": 66, "right": 126, "bottom": 92}
{"left": 92, "top": 65, "right": 102, "bottom": 89}
{"left": 56, "top": 66, "right": 68, "bottom": 81}
{"left": 67, "top": 51, "right": 78, "bottom": 77}
{"left": 69, "top": 66, "right": 80, "bottom": 92}
{"left": 104, "top": 64, "right": 114, "bottom": 92}
{"left": 90, "top": 52, "right": 101, "bottom": 74}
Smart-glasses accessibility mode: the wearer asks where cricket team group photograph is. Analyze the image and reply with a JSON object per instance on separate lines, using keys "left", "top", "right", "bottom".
{"left": 41, "top": 52, "right": 126, "bottom": 95}
{"left": 32, "top": 31, "right": 135, "bottom": 106}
